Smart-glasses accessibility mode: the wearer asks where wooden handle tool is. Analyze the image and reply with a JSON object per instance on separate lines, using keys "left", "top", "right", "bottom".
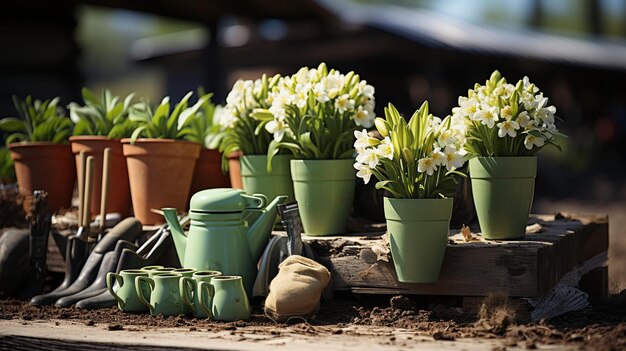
{"left": 99, "top": 147, "right": 111, "bottom": 233}
{"left": 83, "top": 156, "right": 94, "bottom": 228}
{"left": 77, "top": 150, "right": 86, "bottom": 227}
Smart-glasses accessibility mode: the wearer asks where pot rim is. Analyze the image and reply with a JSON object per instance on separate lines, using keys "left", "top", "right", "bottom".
{"left": 8, "top": 141, "right": 69, "bottom": 149}
{"left": 120, "top": 137, "right": 201, "bottom": 145}
{"left": 69, "top": 135, "right": 120, "bottom": 142}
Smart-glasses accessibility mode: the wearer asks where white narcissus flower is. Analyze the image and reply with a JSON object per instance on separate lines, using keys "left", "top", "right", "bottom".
{"left": 524, "top": 134, "right": 545, "bottom": 150}
{"left": 376, "top": 137, "right": 393, "bottom": 160}
{"left": 458, "top": 96, "right": 479, "bottom": 120}
{"left": 354, "top": 162, "right": 373, "bottom": 184}
{"left": 266, "top": 119, "right": 288, "bottom": 142}
{"left": 500, "top": 105, "right": 514, "bottom": 120}
{"left": 356, "top": 147, "right": 380, "bottom": 169}
{"left": 359, "top": 81, "right": 375, "bottom": 99}
{"left": 442, "top": 145, "right": 465, "bottom": 171}
{"left": 313, "top": 82, "right": 329, "bottom": 103}
{"left": 353, "top": 129, "right": 370, "bottom": 151}
{"left": 430, "top": 148, "right": 445, "bottom": 166}
{"left": 517, "top": 111, "right": 532, "bottom": 128}
{"left": 293, "top": 83, "right": 310, "bottom": 108}
{"left": 475, "top": 104, "right": 499, "bottom": 128}
{"left": 217, "top": 107, "right": 238, "bottom": 129}
{"left": 417, "top": 157, "right": 437, "bottom": 176}
{"left": 335, "top": 94, "right": 355, "bottom": 113}
{"left": 354, "top": 107, "right": 374, "bottom": 128}
{"left": 497, "top": 120, "right": 520, "bottom": 138}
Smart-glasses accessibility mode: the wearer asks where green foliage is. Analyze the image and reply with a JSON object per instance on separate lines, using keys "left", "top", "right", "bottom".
{"left": 0, "top": 147, "right": 15, "bottom": 182}
{"left": 178, "top": 88, "right": 222, "bottom": 149}
{"left": 0, "top": 95, "right": 73, "bottom": 144}
{"left": 68, "top": 87, "right": 137, "bottom": 138}
{"left": 128, "top": 91, "right": 208, "bottom": 142}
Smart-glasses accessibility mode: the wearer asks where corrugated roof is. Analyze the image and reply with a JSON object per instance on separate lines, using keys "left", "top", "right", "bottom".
{"left": 318, "top": 1, "right": 626, "bottom": 70}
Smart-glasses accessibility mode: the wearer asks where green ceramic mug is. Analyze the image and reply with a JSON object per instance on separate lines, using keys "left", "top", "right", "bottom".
{"left": 140, "top": 265, "right": 165, "bottom": 272}
{"left": 172, "top": 268, "right": 196, "bottom": 314}
{"left": 106, "top": 269, "right": 150, "bottom": 312}
{"left": 180, "top": 270, "right": 222, "bottom": 318}
{"left": 135, "top": 273, "right": 185, "bottom": 317}
{"left": 146, "top": 267, "right": 175, "bottom": 277}
{"left": 198, "top": 275, "right": 250, "bottom": 321}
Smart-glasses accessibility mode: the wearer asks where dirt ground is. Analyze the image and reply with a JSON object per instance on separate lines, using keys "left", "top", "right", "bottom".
{"left": 1, "top": 290, "right": 625, "bottom": 351}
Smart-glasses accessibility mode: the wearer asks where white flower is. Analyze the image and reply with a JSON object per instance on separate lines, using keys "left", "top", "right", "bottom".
{"left": 356, "top": 148, "right": 379, "bottom": 169}
{"left": 313, "top": 82, "right": 329, "bottom": 103}
{"left": 217, "top": 107, "right": 238, "bottom": 129}
{"left": 438, "top": 130, "right": 458, "bottom": 147}
{"left": 500, "top": 105, "right": 514, "bottom": 120}
{"left": 430, "top": 148, "right": 445, "bottom": 166}
{"left": 293, "top": 83, "right": 310, "bottom": 108}
{"left": 353, "top": 129, "right": 370, "bottom": 151}
{"left": 266, "top": 119, "right": 288, "bottom": 142}
{"left": 522, "top": 76, "right": 539, "bottom": 93}
{"left": 359, "top": 81, "right": 375, "bottom": 99}
{"left": 354, "top": 106, "right": 374, "bottom": 128}
{"left": 354, "top": 162, "right": 373, "bottom": 184}
{"left": 442, "top": 145, "right": 465, "bottom": 171}
{"left": 376, "top": 137, "right": 393, "bottom": 160}
{"left": 417, "top": 157, "right": 437, "bottom": 176}
{"left": 497, "top": 120, "right": 520, "bottom": 138}
{"left": 323, "top": 72, "right": 343, "bottom": 100}
{"left": 335, "top": 94, "right": 355, "bottom": 113}
{"left": 517, "top": 111, "right": 532, "bottom": 128}
{"left": 475, "top": 104, "right": 499, "bottom": 128}
{"left": 524, "top": 134, "right": 545, "bottom": 150}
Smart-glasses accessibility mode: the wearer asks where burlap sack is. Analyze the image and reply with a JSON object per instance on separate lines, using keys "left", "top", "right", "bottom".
{"left": 264, "top": 255, "right": 331, "bottom": 322}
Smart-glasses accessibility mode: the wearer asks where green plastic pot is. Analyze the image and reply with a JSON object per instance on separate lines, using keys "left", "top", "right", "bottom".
{"left": 469, "top": 156, "right": 536, "bottom": 240}
{"left": 291, "top": 159, "right": 355, "bottom": 236}
{"left": 240, "top": 155, "right": 294, "bottom": 203}
{"left": 384, "top": 197, "right": 452, "bottom": 283}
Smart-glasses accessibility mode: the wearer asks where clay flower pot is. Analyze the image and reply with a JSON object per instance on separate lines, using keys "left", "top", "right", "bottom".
{"left": 70, "top": 136, "right": 132, "bottom": 218}
{"left": 227, "top": 151, "right": 243, "bottom": 190}
{"left": 189, "top": 148, "right": 230, "bottom": 198}
{"left": 122, "top": 138, "right": 201, "bottom": 224}
{"left": 9, "top": 142, "right": 75, "bottom": 213}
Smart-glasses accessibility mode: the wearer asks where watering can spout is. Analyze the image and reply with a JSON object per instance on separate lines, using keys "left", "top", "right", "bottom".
{"left": 161, "top": 207, "right": 187, "bottom": 266}
{"left": 247, "top": 195, "right": 288, "bottom": 260}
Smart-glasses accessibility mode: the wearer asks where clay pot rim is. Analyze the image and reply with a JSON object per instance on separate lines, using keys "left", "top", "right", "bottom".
{"left": 120, "top": 138, "right": 201, "bottom": 145}
{"left": 69, "top": 135, "right": 121, "bottom": 142}
{"left": 8, "top": 141, "right": 70, "bottom": 149}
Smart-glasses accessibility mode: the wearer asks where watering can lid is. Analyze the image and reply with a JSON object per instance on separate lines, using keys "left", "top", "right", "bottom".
{"left": 189, "top": 188, "right": 252, "bottom": 212}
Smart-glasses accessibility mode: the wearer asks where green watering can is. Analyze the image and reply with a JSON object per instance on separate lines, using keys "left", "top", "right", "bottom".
{"left": 162, "top": 188, "right": 287, "bottom": 296}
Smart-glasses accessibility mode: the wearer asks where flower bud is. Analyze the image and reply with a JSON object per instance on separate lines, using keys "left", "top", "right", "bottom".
{"left": 375, "top": 118, "right": 389, "bottom": 137}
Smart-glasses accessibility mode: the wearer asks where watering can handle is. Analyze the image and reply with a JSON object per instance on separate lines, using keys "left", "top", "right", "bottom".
{"left": 241, "top": 194, "right": 267, "bottom": 209}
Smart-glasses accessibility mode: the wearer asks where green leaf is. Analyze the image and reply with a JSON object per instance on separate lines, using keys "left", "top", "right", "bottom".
{"left": 0, "top": 118, "right": 27, "bottom": 133}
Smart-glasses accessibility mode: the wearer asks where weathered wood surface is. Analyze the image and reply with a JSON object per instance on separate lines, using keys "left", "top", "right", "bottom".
{"left": 292, "top": 214, "right": 608, "bottom": 298}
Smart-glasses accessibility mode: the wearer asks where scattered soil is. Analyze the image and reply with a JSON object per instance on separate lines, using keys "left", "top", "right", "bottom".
{"left": 2, "top": 290, "right": 625, "bottom": 350}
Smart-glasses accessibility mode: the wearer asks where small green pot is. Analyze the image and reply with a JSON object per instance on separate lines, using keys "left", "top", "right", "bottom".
{"left": 240, "top": 155, "right": 294, "bottom": 203}
{"left": 384, "top": 197, "right": 452, "bottom": 283}
{"left": 198, "top": 275, "right": 250, "bottom": 321}
{"left": 290, "top": 159, "right": 356, "bottom": 236}
{"left": 469, "top": 156, "right": 536, "bottom": 240}
{"left": 106, "top": 269, "right": 149, "bottom": 312}
{"left": 180, "top": 270, "right": 222, "bottom": 318}
{"left": 136, "top": 273, "right": 185, "bottom": 317}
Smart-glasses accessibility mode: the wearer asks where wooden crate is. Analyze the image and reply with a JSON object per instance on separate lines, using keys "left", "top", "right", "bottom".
{"left": 296, "top": 214, "right": 608, "bottom": 298}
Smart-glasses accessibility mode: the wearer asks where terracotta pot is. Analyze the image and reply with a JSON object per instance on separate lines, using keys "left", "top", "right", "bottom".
{"left": 9, "top": 142, "right": 75, "bottom": 214}
{"left": 70, "top": 136, "right": 131, "bottom": 218}
{"left": 122, "top": 138, "right": 201, "bottom": 225}
{"left": 189, "top": 148, "right": 230, "bottom": 198}
{"left": 227, "top": 151, "right": 243, "bottom": 190}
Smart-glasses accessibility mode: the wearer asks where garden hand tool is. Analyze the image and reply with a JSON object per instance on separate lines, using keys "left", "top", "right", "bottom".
{"left": 54, "top": 239, "right": 137, "bottom": 307}
{"left": 253, "top": 201, "right": 317, "bottom": 298}
{"left": 29, "top": 217, "right": 141, "bottom": 306}
{"left": 264, "top": 255, "right": 331, "bottom": 322}
{"left": 97, "top": 147, "right": 111, "bottom": 241}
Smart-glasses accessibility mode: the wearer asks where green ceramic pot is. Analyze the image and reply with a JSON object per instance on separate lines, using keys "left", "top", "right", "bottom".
{"left": 180, "top": 270, "right": 222, "bottom": 318}
{"left": 240, "top": 155, "right": 294, "bottom": 203}
{"left": 290, "top": 159, "right": 356, "bottom": 236}
{"left": 106, "top": 269, "right": 149, "bottom": 312}
{"left": 384, "top": 197, "right": 452, "bottom": 283}
{"left": 140, "top": 265, "right": 164, "bottom": 272}
{"left": 469, "top": 156, "right": 536, "bottom": 240}
{"left": 198, "top": 275, "right": 250, "bottom": 321}
{"left": 146, "top": 267, "right": 175, "bottom": 277}
{"left": 136, "top": 273, "right": 185, "bottom": 317}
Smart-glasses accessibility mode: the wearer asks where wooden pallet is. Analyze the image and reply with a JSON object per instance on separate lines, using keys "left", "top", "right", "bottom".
{"left": 296, "top": 213, "right": 608, "bottom": 299}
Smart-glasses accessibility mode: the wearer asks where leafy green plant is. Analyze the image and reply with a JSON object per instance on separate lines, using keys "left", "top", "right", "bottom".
{"left": 452, "top": 70, "right": 564, "bottom": 157}
{"left": 178, "top": 89, "right": 222, "bottom": 149}
{"left": 68, "top": 87, "right": 137, "bottom": 138}
{"left": 0, "top": 95, "right": 73, "bottom": 144}
{"left": 0, "top": 147, "right": 16, "bottom": 183}
{"left": 218, "top": 74, "right": 280, "bottom": 167}
{"left": 354, "top": 102, "right": 466, "bottom": 199}
{"left": 128, "top": 91, "right": 208, "bottom": 142}
{"left": 252, "top": 63, "right": 376, "bottom": 169}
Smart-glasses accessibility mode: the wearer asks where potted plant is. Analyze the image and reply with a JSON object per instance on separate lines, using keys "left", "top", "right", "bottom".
{"left": 355, "top": 102, "right": 467, "bottom": 283}
{"left": 253, "top": 63, "right": 375, "bottom": 236}
{"left": 0, "top": 96, "right": 74, "bottom": 213}
{"left": 452, "top": 70, "right": 563, "bottom": 240}
{"left": 68, "top": 88, "right": 136, "bottom": 217}
{"left": 219, "top": 74, "right": 294, "bottom": 202}
{"left": 124, "top": 92, "right": 204, "bottom": 224}
{"left": 180, "top": 89, "right": 230, "bottom": 198}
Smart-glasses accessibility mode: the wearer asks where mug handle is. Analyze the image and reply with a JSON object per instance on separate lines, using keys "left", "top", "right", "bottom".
{"left": 179, "top": 277, "right": 195, "bottom": 311}
{"left": 135, "top": 276, "right": 154, "bottom": 310}
{"left": 198, "top": 281, "right": 215, "bottom": 319}
{"left": 106, "top": 272, "right": 125, "bottom": 309}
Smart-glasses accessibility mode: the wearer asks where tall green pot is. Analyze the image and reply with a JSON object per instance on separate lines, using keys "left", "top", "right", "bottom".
{"left": 469, "top": 156, "right": 536, "bottom": 240}
{"left": 240, "top": 155, "right": 294, "bottom": 203}
{"left": 291, "top": 159, "right": 355, "bottom": 236}
{"left": 384, "top": 197, "right": 452, "bottom": 283}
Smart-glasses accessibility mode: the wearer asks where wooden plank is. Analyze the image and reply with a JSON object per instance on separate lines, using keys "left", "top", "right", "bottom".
{"left": 299, "top": 214, "right": 608, "bottom": 298}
